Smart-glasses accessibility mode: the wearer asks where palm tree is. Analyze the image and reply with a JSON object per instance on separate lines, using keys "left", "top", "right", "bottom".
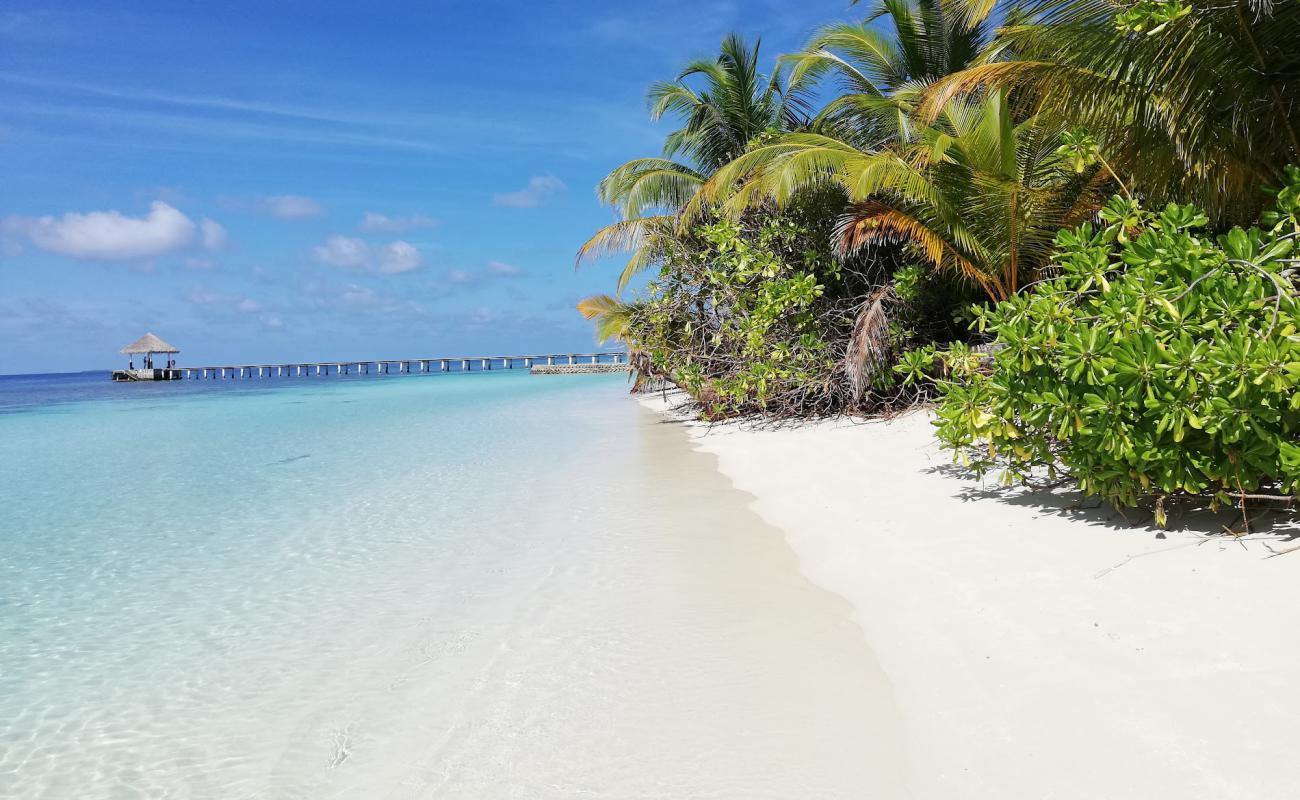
{"left": 705, "top": 91, "right": 1106, "bottom": 301}
{"left": 781, "top": 0, "right": 1003, "bottom": 150}
{"left": 922, "top": 0, "right": 1300, "bottom": 225}
{"left": 576, "top": 34, "right": 787, "bottom": 292}
{"left": 649, "top": 33, "right": 790, "bottom": 173}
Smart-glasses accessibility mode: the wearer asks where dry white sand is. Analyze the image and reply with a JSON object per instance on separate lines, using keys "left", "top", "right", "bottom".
{"left": 641, "top": 393, "right": 1300, "bottom": 800}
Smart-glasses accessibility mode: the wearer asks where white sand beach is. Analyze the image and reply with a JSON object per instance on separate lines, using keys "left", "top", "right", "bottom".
{"left": 642, "top": 392, "right": 1300, "bottom": 800}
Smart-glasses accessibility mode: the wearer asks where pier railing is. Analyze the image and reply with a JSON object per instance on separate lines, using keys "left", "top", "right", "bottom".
{"left": 179, "top": 351, "right": 627, "bottom": 379}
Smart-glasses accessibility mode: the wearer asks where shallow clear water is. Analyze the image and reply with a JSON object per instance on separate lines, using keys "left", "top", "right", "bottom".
{"left": 0, "top": 371, "right": 905, "bottom": 799}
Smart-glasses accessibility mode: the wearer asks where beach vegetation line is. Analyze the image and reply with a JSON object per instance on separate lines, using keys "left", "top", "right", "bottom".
{"left": 575, "top": 0, "right": 1299, "bottom": 434}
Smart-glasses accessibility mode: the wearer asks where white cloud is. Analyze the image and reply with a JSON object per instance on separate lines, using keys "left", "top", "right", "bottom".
{"left": 184, "top": 287, "right": 226, "bottom": 305}
{"left": 263, "top": 194, "right": 323, "bottom": 219}
{"left": 377, "top": 241, "right": 422, "bottom": 274}
{"left": 339, "top": 284, "right": 377, "bottom": 306}
{"left": 184, "top": 287, "right": 265, "bottom": 315}
{"left": 359, "top": 212, "right": 438, "bottom": 233}
{"left": 313, "top": 235, "right": 423, "bottom": 274}
{"left": 487, "top": 260, "right": 523, "bottom": 277}
{"left": 200, "top": 218, "right": 228, "bottom": 250}
{"left": 4, "top": 201, "right": 197, "bottom": 260}
{"left": 493, "top": 174, "right": 565, "bottom": 208}
{"left": 313, "top": 235, "right": 369, "bottom": 268}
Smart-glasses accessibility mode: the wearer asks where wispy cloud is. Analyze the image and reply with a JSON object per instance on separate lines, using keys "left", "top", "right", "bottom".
{"left": 184, "top": 286, "right": 281, "bottom": 328}
{"left": 440, "top": 260, "right": 526, "bottom": 288}
{"left": 300, "top": 280, "right": 428, "bottom": 323}
{"left": 584, "top": 2, "right": 740, "bottom": 55}
{"left": 262, "top": 194, "right": 323, "bottom": 220}
{"left": 0, "top": 72, "right": 436, "bottom": 129}
{"left": 359, "top": 212, "right": 439, "bottom": 233}
{"left": 313, "top": 235, "right": 423, "bottom": 275}
{"left": 0, "top": 74, "right": 594, "bottom": 157}
{"left": 493, "top": 174, "right": 565, "bottom": 208}
{"left": 487, "top": 260, "right": 524, "bottom": 277}
{"left": 1, "top": 96, "right": 455, "bottom": 156}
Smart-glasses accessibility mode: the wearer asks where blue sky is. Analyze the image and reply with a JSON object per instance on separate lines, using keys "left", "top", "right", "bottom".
{"left": 0, "top": 0, "right": 852, "bottom": 373}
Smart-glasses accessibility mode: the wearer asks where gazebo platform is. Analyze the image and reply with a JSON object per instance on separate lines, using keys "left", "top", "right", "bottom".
{"left": 115, "top": 333, "right": 182, "bottom": 382}
{"left": 112, "top": 368, "right": 182, "bottom": 382}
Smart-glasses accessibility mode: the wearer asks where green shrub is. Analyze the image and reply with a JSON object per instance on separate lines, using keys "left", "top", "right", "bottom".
{"left": 625, "top": 205, "right": 978, "bottom": 419}
{"left": 629, "top": 214, "right": 847, "bottom": 418}
{"left": 900, "top": 171, "right": 1300, "bottom": 522}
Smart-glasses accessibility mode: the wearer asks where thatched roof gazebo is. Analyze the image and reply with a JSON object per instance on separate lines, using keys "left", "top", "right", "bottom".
{"left": 113, "top": 333, "right": 182, "bottom": 381}
{"left": 121, "top": 333, "right": 179, "bottom": 358}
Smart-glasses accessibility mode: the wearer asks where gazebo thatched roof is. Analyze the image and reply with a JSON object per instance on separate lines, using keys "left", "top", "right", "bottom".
{"left": 121, "top": 333, "right": 180, "bottom": 354}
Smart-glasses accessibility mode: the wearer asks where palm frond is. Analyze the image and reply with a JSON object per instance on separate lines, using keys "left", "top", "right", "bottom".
{"left": 576, "top": 294, "right": 635, "bottom": 345}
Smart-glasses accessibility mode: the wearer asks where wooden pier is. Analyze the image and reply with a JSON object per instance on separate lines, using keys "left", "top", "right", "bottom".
{"left": 176, "top": 352, "right": 628, "bottom": 379}
{"left": 112, "top": 368, "right": 182, "bottom": 382}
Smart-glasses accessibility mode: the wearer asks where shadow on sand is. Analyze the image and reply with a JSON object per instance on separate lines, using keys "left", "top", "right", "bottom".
{"left": 924, "top": 461, "right": 1300, "bottom": 548}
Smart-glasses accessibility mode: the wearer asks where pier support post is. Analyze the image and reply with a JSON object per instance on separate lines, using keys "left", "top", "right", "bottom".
{"left": 524, "top": 358, "right": 532, "bottom": 367}
{"left": 547, "top": 356, "right": 555, "bottom": 365}
{"left": 568, "top": 355, "right": 575, "bottom": 365}
{"left": 462, "top": 359, "right": 470, "bottom": 371}
{"left": 442, "top": 360, "right": 449, "bottom": 372}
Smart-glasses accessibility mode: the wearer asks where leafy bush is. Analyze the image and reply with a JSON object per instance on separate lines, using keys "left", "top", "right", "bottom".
{"left": 625, "top": 205, "right": 972, "bottom": 419}
{"left": 900, "top": 172, "right": 1300, "bottom": 522}
{"left": 630, "top": 214, "right": 845, "bottom": 417}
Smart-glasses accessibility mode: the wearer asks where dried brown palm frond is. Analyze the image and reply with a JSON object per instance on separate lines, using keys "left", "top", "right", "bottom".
{"left": 844, "top": 285, "right": 896, "bottom": 402}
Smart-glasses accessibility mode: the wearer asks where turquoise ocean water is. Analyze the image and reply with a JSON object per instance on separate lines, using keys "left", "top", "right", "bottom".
{"left": 0, "top": 371, "right": 905, "bottom": 799}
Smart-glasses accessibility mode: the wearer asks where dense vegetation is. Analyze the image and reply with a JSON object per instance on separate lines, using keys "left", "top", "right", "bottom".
{"left": 577, "top": 0, "right": 1300, "bottom": 512}
{"left": 901, "top": 174, "right": 1300, "bottom": 521}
